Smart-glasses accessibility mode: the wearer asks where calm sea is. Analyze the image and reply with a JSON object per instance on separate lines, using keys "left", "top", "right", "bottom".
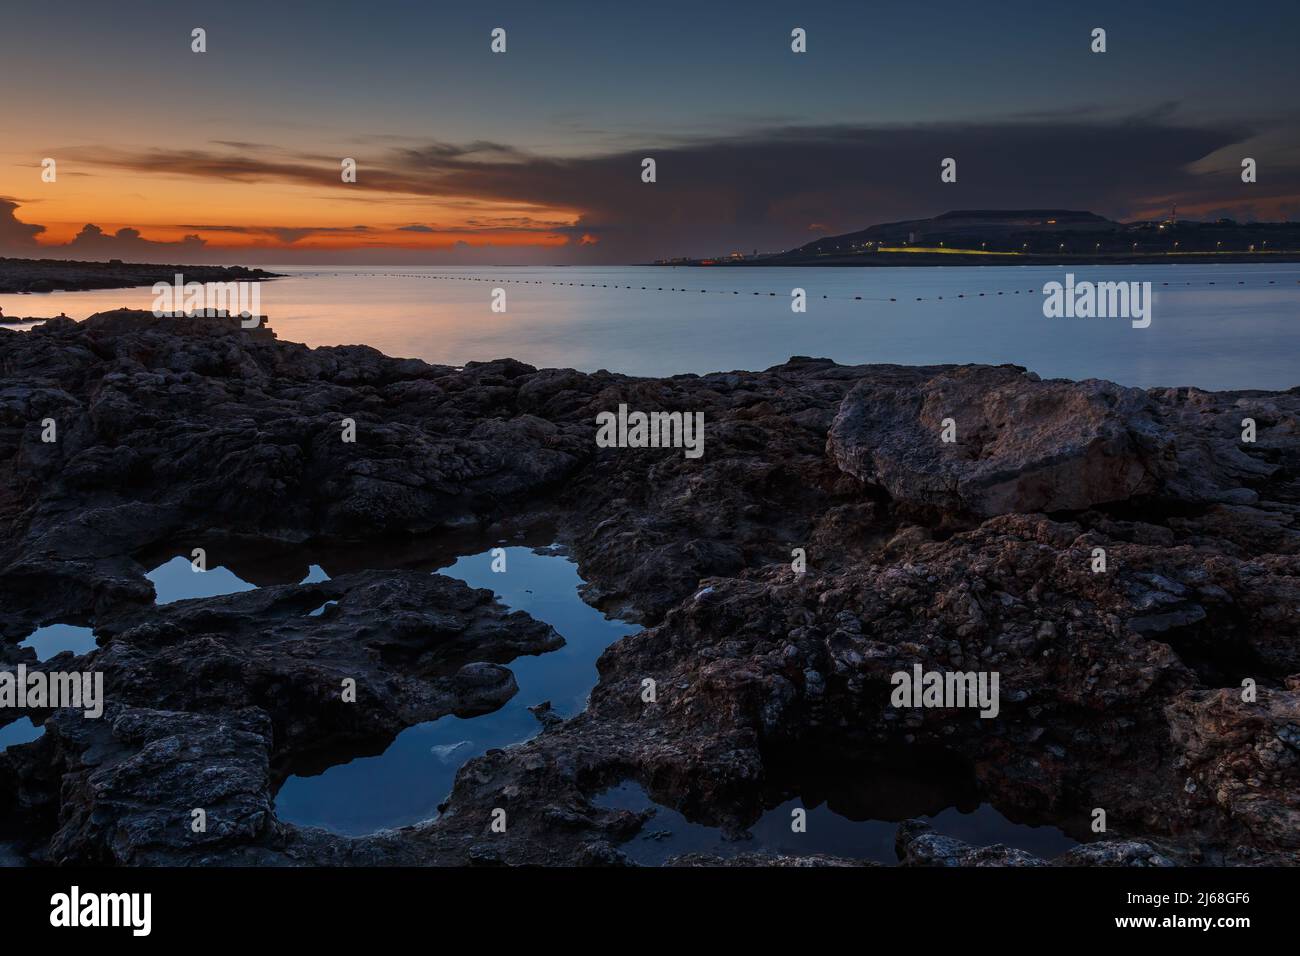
{"left": 4, "top": 263, "right": 1297, "bottom": 390}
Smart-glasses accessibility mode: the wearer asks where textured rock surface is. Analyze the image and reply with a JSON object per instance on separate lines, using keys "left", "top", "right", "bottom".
{"left": 828, "top": 363, "right": 1290, "bottom": 517}
{"left": 828, "top": 366, "right": 1176, "bottom": 516}
{"left": 1, "top": 310, "right": 1297, "bottom": 866}
{"left": 2, "top": 569, "right": 560, "bottom": 864}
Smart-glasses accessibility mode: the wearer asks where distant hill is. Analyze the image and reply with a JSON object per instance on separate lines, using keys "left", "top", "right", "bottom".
{"left": 794, "top": 210, "right": 1117, "bottom": 256}
{"left": 658, "top": 210, "right": 1300, "bottom": 266}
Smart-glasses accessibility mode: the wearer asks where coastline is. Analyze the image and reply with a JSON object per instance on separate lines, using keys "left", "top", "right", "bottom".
{"left": 1, "top": 309, "right": 1296, "bottom": 866}
{"left": 657, "top": 251, "right": 1300, "bottom": 267}
{"left": 0, "top": 256, "right": 283, "bottom": 295}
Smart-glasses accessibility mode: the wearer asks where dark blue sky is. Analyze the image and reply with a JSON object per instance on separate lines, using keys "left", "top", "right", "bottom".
{"left": 2, "top": 0, "right": 1297, "bottom": 262}
{"left": 7, "top": 0, "right": 1297, "bottom": 146}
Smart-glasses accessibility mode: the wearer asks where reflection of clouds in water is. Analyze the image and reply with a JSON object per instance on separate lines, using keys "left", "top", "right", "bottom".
{"left": 429, "top": 741, "right": 473, "bottom": 763}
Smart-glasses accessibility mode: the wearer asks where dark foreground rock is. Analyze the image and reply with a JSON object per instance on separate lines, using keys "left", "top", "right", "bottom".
{"left": 1, "top": 310, "right": 1297, "bottom": 866}
{"left": 4, "top": 570, "right": 559, "bottom": 864}
{"left": 892, "top": 820, "right": 1174, "bottom": 866}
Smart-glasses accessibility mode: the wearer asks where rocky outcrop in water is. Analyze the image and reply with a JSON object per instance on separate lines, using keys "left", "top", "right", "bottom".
{"left": 1, "top": 310, "right": 1296, "bottom": 866}
{"left": 0, "top": 257, "right": 280, "bottom": 294}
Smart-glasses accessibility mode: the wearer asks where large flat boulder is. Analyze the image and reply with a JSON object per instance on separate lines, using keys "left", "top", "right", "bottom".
{"left": 829, "top": 365, "right": 1177, "bottom": 516}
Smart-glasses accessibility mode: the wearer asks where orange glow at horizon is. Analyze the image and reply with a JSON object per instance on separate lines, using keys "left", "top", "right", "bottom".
{"left": 29, "top": 220, "right": 577, "bottom": 251}
{"left": 0, "top": 154, "right": 584, "bottom": 253}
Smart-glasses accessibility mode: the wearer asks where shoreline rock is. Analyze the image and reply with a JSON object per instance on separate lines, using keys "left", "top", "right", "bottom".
{"left": 0, "top": 257, "right": 282, "bottom": 295}
{"left": 1, "top": 310, "right": 1296, "bottom": 866}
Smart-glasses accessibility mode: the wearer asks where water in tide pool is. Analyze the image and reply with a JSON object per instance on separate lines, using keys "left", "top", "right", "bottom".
{"left": 0, "top": 718, "right": 44, "bottom": 751}
{"left": 272, "top": 547, "right": 1084, "bottom": 860}
{"left": 2, "top": 626, "right": 96, "bottom": 752}
{"left": 597, "top": 782, "right": 1078, "bottom": 866}
{"left": 145, "top": 555, "right": 258, "bottom": 603}
{"left": 3, "top": 264, "right": 1297, "bottom": 391}
{"left": 274, "top": 547, "right": 638, "bottom": 835}
{"left": 19, "top": 624, "right": 96, "bottom": 661}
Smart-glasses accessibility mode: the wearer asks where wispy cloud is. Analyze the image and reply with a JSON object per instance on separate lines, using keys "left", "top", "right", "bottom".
{"left": 10, "top": 111, "right": 1299, "bottom": 263}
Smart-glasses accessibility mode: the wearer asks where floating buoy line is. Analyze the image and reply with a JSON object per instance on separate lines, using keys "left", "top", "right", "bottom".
{"left": 288, "top": 271, "right": 1297, "bottom": 305}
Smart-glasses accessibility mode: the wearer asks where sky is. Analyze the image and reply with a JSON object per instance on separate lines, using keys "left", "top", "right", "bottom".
{"left": 1, "top": 0, "right": 1297, "bottom": 265}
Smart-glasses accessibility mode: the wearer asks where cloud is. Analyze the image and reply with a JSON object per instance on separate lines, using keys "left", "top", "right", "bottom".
{"left": 374, "top": 115, "right": 1297, "bottom": 260}
{"left": 0, "top": 198, "right": 46, "bottom": 251}
{"left": 14, "top": 112, "right": 1300, "bottom": 263}
{"left": 62, "top": 223, "right": 208, "bottom": 257}
{"left": 1, "top": 199, "right": 223, "bottom": 261}
{"left": 209, "top": 140, "right": 277, "bottom": 151}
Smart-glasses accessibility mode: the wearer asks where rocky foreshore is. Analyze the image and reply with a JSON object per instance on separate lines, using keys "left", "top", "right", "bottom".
{"left": 0, "top": 257, "right": 281, "bottom": 294}
{"left": 1, "top": 310, "right": 1296, "bottom": 866}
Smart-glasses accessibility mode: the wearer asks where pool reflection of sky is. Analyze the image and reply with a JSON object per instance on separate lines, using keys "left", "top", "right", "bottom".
{"left": 274, "top": 547, "right": 636, "bottom": 835}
